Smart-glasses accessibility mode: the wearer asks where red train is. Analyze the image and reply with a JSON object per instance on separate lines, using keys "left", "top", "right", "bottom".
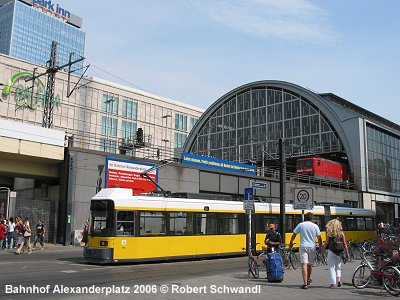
{"left": 296, "top": 157, "right": 350, "bottom": 182}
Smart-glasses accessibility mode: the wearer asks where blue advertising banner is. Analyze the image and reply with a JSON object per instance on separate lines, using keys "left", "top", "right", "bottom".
{"left": 181, "top": 153, "right": 256, "bottom": 175}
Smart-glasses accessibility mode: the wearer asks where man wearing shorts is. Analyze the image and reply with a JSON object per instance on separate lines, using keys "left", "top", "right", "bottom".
{"left": 289, "top": 212, "right": 323, "bottom": 289}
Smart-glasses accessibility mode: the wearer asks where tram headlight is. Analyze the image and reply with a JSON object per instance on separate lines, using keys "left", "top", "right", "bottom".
{"left": 100, "top": 241, "right": 108, "bottom": 247}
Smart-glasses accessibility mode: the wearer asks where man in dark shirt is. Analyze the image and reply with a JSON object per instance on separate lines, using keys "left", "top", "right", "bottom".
{"left": 33, "top": 219, "right": 45, "bottom": 250}
{"left": 264, "top": 224, "right": 282, "bottom": 253}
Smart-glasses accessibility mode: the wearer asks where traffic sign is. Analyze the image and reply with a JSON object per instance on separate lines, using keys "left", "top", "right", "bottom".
{"left": 293, "top": 187, "right": 314, "bottom": 210}
{"left": 251, "top": 181, "right": 267, "bottom": 190}
{"left": 243, "top": 187, "right": 255, "bottom": 211}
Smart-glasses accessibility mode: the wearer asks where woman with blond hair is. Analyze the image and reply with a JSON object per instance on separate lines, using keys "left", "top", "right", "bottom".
{"left": 324, "top": 219, "right": 349, "bottom": 288}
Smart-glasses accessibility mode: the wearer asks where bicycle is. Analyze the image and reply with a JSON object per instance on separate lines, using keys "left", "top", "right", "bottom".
{"left": 312, "top": 245, "right": 327, "bottom": 267}
{"left": 352, "top": 245, "right": 400, "bottom": 296}
{"left": 280, "top": 244, "right": 299, "bottom": 269}
{"left": 243, "top": 245, "right": 260, "bottom": 279}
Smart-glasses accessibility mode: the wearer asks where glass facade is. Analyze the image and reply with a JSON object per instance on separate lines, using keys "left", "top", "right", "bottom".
{"left": 0, "top": 1, "right": 85, "bottom": 73}
{"left": 367, "top": 123, "right": 400, "bottom": 193}
{"left": 189, "top": 87, "right": 343, "bottom": 163}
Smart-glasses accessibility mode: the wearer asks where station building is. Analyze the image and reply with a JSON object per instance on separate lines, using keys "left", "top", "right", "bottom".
{"left": 183, "top": 80, "right": 400, "bottom": 226}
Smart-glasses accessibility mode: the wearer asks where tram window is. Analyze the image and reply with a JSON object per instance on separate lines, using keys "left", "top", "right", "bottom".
{"left": 169, "top": 212, "right": 194, "bottom": 235}
{"left": 195, "top": 213, "right": 217, "bottom": 235}
{"left": 218, "top": 213, "right": 239, "bottom": 234}
{"left": 256, "top": 215, "right": 278, "bottom": 233}
{"left": 313, "top": 215, "right": 323, "bottom": 228}
{"left": 365, "top": 218, "right": 374, "bottom": 230}
{"left": 293, "top": 215, "right": 303, "bottom": 231}
{"left": 90, "top": 200, "right": 114, "bottom": 236}
{"left": 345, "top": 217, "right": 357, "bottom": 231}
{"left": 116, "top": 211, "right": 135, "bottom": 236}
{"left": 356, "top": 217, "right": 366, "bottom": 231}
{"left": 285, "top": 215, "right": 294, "bottom": 232}
{"left": 238, "top": 214, "right": 247, "bottom": 234}
{"left": 140, "top": 212, "right": 166, "bottom": 236}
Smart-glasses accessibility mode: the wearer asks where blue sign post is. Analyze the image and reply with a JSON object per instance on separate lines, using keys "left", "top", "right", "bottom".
{"left": 244, "top": 187, "right": 255, "bottom": 259}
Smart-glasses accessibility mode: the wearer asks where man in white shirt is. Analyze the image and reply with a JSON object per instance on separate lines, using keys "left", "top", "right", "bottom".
{"left": 289, "top": 212, "right": 323, "bottom": 289}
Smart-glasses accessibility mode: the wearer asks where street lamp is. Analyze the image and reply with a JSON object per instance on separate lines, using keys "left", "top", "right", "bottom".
{"left": 161, "top": 114, "right": 172, "bottom": 159}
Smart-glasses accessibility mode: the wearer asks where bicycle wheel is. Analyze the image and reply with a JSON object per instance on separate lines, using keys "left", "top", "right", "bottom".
{"left": 382, "top": 265, "right": 400, "bottom": 296}
{"left": 312, "top": 254, "right": 318, "bottom": 267}
{"left": 352, "top": 265, "right": 372, "bottom": 289}
{"left": 320, "top": 251, "right": 327, "bottom": 265}
{"left": 289, "top": 251, "right": 299, "bottom": 269}
{"left": 353, "top": 246, "right": 362, "bottom": 260}
{"left": 282, "top": 253, "right": 291, "bottom": 269}
{"left": 341, "top": 252, "right": 347, "bottom": 264}
{"left": 347, "top": 248, "right": 354, "bottom": 263}
{"left": 248, "top": 256, "right": 260, "bottom": 279}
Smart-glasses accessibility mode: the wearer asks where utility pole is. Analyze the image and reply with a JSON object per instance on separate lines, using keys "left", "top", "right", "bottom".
{"left": 43, "top": 41, "right": 57, "bottom": 128}
{"left": 278, "top": 138, "right": 286, "bottom": 242}
{"left": 25, "top": 41, "right": 86, "bottom": 128}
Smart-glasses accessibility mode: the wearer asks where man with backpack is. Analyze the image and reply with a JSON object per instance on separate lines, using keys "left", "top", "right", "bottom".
{"left": 264, "top": 224, "right": 282, "bottom": 253}
{"left": 289, "top": 212, "right": 323, "bottom": 289}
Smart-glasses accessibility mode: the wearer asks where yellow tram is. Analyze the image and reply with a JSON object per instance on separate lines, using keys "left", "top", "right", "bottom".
{"left": 84, "top": 188, "right": 376, "bottom": 263}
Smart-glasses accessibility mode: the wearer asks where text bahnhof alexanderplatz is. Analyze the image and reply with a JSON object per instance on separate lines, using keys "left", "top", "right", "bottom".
{"left": 5, "top": 284, "right": 261, "bottom": 295}
{"left": 5, "top": 285, "right": 130, "bottom": 296}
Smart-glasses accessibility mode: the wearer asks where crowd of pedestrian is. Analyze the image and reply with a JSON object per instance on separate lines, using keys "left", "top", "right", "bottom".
{"left": 0, "top": 216, "right": 45, "bottom": 254}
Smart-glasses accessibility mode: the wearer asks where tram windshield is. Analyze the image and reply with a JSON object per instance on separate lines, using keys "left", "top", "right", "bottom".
{"left": 90, "top": 200, "right": 115, "bottom": 236}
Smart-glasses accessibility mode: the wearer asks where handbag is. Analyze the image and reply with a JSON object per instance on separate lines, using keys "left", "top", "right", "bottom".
{"left": 23, "top": 225, "right": 31, "bottom": 237}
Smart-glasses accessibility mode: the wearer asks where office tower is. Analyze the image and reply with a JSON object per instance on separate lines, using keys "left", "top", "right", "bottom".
{"left": 0, "top": 0, "right": 85, "bottom": 72}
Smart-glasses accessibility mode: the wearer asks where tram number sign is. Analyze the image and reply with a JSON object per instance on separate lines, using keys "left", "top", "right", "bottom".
{"left": 294, "top": 188, "right": 314, "bottom": 210}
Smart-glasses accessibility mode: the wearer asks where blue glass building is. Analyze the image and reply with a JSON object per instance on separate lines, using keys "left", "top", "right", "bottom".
{"left": 0, "top": 0, "right": 85, "bottom": 73}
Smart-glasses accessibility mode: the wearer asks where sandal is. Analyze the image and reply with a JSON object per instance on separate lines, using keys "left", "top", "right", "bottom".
{"left": 337, "top": 282, "right": 342, "bottom": 287}
{"left": 307, "top": 278, "right": 312, "bottom": 285}
{"left": 302, "top": 284, "right": 308, "bottom": 289}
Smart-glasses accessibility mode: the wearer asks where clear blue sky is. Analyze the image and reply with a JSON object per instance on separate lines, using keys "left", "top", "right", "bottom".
{"left": 60, "top": 0, "right": 399, "bottom": 124}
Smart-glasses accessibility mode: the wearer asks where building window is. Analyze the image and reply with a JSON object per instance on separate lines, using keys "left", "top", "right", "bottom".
{"left": 174, "top": 132, "right": 187, "bottom": 148}
{"left": 121, "top": 121, "right": 137, "bottom": 140}
{"left": 189, "top": 117, "right": 198, "bottom": 131}
{"left": 175, "top": 113, "right": 187, "bottom": 131}
{"left": 101, "top": 116, "right": 118, "bottom": 137}
{"left": 122, "top": 98, "right": 138, "bottom": 119}
{"left": 102, "top": 94, "right": 119, "bottom": 115}
{"left": 99, "top": 138, "right": 117, "bottom": 153}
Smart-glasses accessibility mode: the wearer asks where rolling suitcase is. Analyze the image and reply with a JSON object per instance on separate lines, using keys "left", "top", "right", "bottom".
{"left": 266, "top": 252, "right": 284, "bottom": 282}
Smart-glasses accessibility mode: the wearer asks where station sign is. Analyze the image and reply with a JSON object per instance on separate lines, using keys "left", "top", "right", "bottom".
{"left": 293, "top": 187, "right": 314, "bottom": 210}
{"left": 251, "top": 181, "right": 267, "bottom": 190}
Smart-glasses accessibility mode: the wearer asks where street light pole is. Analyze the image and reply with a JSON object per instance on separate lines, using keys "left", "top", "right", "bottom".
{"left": 278, "top": 138, "right": 286, "bottom": 242}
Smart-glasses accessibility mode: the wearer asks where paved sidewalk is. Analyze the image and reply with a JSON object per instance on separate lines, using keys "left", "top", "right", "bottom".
{"left": 0, "top": 243, "right": 83, "bottom": 253}
{"left": 159, "top": 260, "right": 389, "bottom": 300}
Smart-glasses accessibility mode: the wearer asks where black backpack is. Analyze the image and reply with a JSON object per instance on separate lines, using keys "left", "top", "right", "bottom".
{"left": 329, "top": 235, "right": 344, "bottom": 254}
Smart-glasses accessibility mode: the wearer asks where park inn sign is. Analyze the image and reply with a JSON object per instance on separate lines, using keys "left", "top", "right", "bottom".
{"left": 2, "top": 71, "right": 62, "bottom": 110}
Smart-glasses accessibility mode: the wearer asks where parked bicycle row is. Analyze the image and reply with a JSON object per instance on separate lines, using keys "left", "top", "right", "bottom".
{"left": 247, "top": 213, "right": 400, "bottom": 294}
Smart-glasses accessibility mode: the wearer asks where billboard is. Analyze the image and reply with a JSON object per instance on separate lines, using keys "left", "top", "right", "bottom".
{"left": 181, "top": 153, "right": 256, "bottom": 175}
{"left": 105, "top": 158, "right": 157, "bottom": 194}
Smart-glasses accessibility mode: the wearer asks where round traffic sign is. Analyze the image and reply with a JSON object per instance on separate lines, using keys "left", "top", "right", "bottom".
{"left": 296, "top": 189, "right": 310, "bottom": 203}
